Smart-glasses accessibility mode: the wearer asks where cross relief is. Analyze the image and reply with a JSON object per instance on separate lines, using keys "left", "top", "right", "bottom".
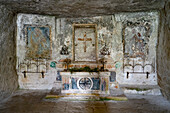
{"left": 73, "top": 24, "right": 97, "bottom": 62}
{"left": 79, "top": 78, "right": 92, "bottom": 90}
{"left": 78, "top": 32, "right": 92, "bottom": 52}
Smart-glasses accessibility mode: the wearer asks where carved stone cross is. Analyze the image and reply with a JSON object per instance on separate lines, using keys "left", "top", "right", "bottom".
{"left": 78, "top": 32, "right": 92, "bottom": 52}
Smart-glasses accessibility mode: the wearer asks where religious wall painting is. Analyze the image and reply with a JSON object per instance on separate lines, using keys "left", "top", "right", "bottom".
{"left": 73, "top": 24, "right": 98, "bottom": 62}
{"left": 24, "top": 25, "right": 51, "bottom": 59}
{"left": 123, "top": 21, "right": 152, "bottom": 59}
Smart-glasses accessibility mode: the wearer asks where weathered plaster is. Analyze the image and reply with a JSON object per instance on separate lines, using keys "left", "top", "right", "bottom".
{"left": 55, "top": 12, "right": 159, "bottom": 85}
{"left": 17, "top": 14, "right": 56, "bottom": 89}
{"left": 17, "top": 11, "right": 159, "bottom": 89}
{"left": 114, "top": 12, "right": 158, "bottom": 85}
{"left": 17, "top": 14, "right": 55, "bottom": 62}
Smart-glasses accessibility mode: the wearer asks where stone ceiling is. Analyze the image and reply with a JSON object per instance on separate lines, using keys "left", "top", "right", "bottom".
{"left": 0, "top": 0, "right": 165, "bottom": 17}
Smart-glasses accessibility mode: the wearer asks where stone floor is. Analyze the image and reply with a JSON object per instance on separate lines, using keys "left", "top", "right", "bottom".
{"left": 0, "top": 90, "right": 170, "bottom": 113}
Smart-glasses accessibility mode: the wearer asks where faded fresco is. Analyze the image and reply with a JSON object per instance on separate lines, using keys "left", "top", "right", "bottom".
{"left": 25, "top": 26, "right": 51, "bottom": 59}
{"left": 121, "top": 13, "right": 158, "bottom": 85}
{"left": 123, "top": 21, "right": 152, "bottom": 58}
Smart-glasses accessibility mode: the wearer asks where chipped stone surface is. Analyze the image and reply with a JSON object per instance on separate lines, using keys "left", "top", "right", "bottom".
{"left": 0, "top": 5, "right": 18, "bottom": 102}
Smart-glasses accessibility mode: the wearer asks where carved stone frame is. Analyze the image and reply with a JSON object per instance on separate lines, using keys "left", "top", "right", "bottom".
{"left": 72, "top": 24, "right": 98, "bottom": 63}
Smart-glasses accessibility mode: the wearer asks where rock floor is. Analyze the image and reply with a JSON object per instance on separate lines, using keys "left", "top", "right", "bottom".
{"left": 0, "top": 90, "right": 170, "bottom": 113}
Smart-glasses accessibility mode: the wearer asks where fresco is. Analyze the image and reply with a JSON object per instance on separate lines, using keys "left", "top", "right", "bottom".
{"left": 25, "top": 25, "right": 51, "bottom": 59}
{"left": 123, "top": 21, "right": 152, "bottom": 58}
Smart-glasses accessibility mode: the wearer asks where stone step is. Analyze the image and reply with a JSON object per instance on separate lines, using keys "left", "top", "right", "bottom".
{"left": 119, "top": 84, "right": 161, "bottom": 95}
{"left": 45, "top": 94, "right": 128, "bottom": 101}
{"left": 59, "top": 96, "right": 100, "bottom": 101}
{"left": 46, "top": 87, "right": 128, "bottom": 101}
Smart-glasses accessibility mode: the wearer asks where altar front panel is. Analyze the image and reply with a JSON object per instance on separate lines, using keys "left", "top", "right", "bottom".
{"left": 60, "top": 72, "right": 110, "bottom": 94}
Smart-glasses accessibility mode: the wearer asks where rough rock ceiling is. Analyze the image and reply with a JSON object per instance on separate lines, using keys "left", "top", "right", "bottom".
{"left": 0, "top": 0, "right": 165, "bottom": 17}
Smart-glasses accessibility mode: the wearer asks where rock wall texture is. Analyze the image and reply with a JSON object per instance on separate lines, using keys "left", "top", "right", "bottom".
{"left": 0, "top": 5, "right": 18, "bottom": 102}
{"left": 157, "top": 1, "right": 170, "bottom": 100}
{"left": 0, "top": 0, "right": 165, "bottom": 18}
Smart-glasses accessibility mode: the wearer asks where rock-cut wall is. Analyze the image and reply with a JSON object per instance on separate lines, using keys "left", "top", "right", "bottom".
{"left": 0, "top": 5, "right": 18, "bottom": 102}
{"left": 157, "top": 1, "right": 170, "bottom": 101}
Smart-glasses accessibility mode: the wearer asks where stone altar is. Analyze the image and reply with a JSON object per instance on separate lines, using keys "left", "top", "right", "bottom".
{"left": 60, "top": 72, "right": 110, "bottom": 94}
